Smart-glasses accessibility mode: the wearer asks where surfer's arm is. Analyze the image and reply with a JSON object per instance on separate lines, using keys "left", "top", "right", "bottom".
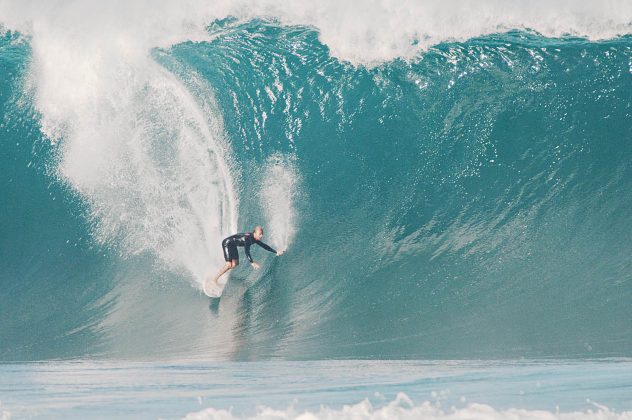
{"left": 256, "top": 240, "right": 277, "bottom": 254}
{"left": 244, "top": 243, "right": 254, "bottom": 263}
{"left": 245, "top": 245, "right": 261, "bottom": 269}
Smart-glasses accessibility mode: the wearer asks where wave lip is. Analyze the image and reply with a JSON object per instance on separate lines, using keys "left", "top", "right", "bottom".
{"left": 2, "top": 1, "right": 632, "bottom": 66}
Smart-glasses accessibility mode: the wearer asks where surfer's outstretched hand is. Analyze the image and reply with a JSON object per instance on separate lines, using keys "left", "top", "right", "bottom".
{"left": 251, "top": 262, "right": 261, "bottom": 270}
{"left": 277, "top": 249, "right": 285, "bottom": 256}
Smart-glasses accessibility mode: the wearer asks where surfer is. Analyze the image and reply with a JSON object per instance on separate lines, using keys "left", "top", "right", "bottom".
{"left": 209, "top": 226, "right": 283, "bottom": 288}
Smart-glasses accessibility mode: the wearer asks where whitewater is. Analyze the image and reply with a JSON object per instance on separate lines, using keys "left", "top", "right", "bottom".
{"left": 1, "top": 0, "right": 632, "bottom": 418}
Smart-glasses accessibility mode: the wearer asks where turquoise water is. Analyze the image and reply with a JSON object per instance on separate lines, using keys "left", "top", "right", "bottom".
{"left": 2, "top": 360, "right": 632, "bottom": 419}
{"left": 1, "top": 2, "right": 632, "bottom": 418}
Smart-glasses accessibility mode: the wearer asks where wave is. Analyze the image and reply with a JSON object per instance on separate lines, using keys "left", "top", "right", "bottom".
{"left": 0, "top": 2, "right": 631, "bottom": 360}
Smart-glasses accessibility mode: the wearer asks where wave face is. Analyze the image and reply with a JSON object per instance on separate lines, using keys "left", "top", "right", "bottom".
{"left": 1, "top": 2, "right": 632, "bottom": 360}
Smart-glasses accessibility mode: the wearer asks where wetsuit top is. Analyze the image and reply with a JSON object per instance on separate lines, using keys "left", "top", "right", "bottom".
{"left": 222, "top": 233, "right": 277, "bottom": 263}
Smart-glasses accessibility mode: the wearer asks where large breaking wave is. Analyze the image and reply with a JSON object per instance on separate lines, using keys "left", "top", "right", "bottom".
{"left": 1, "top": 0, "right": 631, "bottom": 360}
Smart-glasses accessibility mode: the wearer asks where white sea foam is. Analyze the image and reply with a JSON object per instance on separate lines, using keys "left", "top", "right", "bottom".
{"left": 0, "top": 1, "right": 239, "bottom": 286}
{"left": 183, "top": 393, "right": 632, "bottom": 420}
{"left": 1, "top": 1, "right": 631, "bottom": 65}
{"left": 259, "top": 154, "right": 300, "bottom": 252}
{"left": 0, "top": 401, "right": 10, "bottom": 420}
{"left": 257, "top": 0, "right": 632, "bottom": 64}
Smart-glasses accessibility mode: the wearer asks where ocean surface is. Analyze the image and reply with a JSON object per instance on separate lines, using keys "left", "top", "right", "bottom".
{"left": 1, "top": 1, "right": 632, "bottom": 418}
{"left": 2, "top": 360, "right": 632, "bottom": 419}
{"left": 0, "top": 359, "right": 632, "bottom": 420}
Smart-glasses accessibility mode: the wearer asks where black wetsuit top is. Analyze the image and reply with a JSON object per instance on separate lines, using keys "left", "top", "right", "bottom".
{"left": 222, "top": 233, "right": 276, "bottom": 262}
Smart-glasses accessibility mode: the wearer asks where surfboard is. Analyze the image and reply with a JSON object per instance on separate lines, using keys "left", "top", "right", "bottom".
{"left": 203, "top": 276, "right": 224, "bottom": 298}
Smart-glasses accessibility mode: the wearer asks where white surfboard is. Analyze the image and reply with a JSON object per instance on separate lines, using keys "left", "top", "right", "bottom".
{"left": 203, "top": 276, "right": 224, "bottom": 298}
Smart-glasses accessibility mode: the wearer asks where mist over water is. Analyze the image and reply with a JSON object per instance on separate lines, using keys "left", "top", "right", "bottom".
{"left": 0, "top": 1, "right": 631, "bottom": 361}
{"left": 259, "top": 154, "right": 300, "bottom": 252}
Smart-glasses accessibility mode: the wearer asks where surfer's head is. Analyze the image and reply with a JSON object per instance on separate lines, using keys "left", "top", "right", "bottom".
{"left": 253, "top": 226, "right": 264, "bottom": 241}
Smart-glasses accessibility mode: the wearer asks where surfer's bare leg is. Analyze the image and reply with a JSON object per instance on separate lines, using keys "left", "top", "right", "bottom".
{"left": 212, "top": 260, "right": 238, "bottom": 286}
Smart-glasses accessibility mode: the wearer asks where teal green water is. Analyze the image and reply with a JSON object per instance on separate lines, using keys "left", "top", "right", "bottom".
{"left": 1, "top": 360, "right": 632, "bottom": 419}
{"left": 1, "top": 22, "right": 631, "bottom": 361}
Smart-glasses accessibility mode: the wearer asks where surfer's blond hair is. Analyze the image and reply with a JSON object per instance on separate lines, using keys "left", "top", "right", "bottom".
{"left": 254, "top": 226, "right": 264, "bottom": 234}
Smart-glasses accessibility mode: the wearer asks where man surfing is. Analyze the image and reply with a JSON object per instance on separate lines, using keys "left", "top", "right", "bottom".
{"left": 205, "top": 226, "right": 283, "bottom": 296}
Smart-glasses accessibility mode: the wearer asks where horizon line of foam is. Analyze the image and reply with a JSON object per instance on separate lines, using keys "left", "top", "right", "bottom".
{"left": 0, "top": 0, "right": 631, "bottom": 65}
{"left": 183, "top": 392, "right": 632, "bottom": 420}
